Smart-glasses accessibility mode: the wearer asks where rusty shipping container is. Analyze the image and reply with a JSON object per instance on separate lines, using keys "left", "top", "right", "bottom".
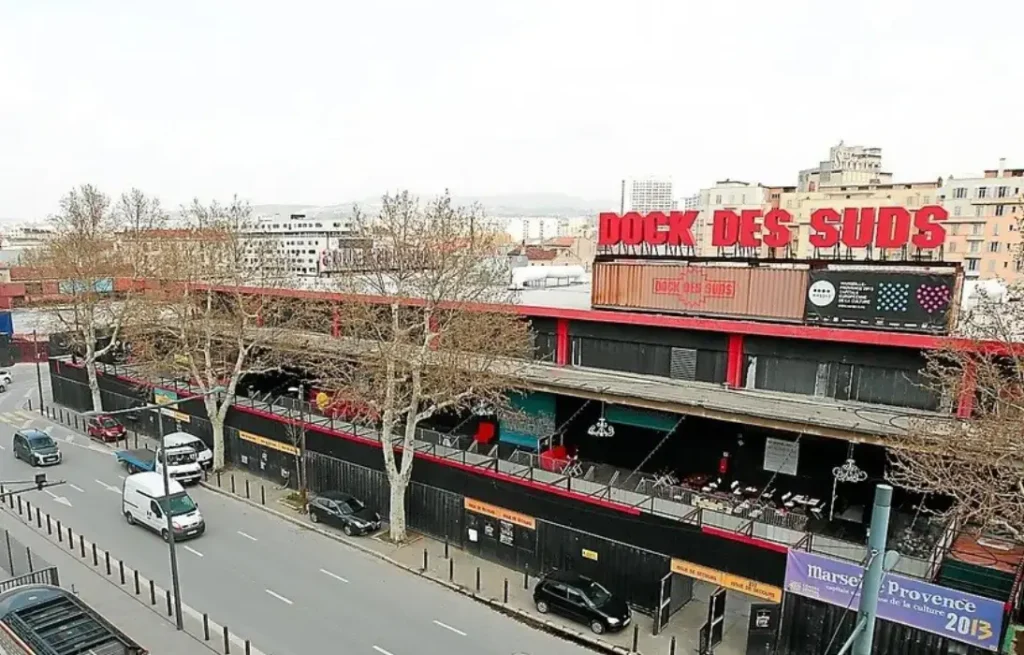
{"left": 591, "top": 261, "right": 808, "bottom": 321}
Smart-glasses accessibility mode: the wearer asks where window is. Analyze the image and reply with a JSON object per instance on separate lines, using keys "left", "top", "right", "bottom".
{"left": 975, "top": 206, "right": 983, "bottom": 217}
{"left": 988, "top": 242, "right": 1000, "bottom": 253}
{"left": 954, "top": 206, "right": 962, "bottom": 216}
{"left": 954, "top": 188, "right": 967, "bottom": 199}
{"left": 969, "top": 241, "right": 979, "bottom": 253}
{"left": 972, "top": 223, "right": 983, "bottom": 236}
{"left": 995, "top": 205, "right": 1006, "bottom": 216}
{"left": 923, "top": 196, "right": 931, "bottom": 204}
{"left": 150, "top": 501, "right": 163, "bottom": 518}
{"left": 952, "top": 223, "right": 961, "bottom": 235}
{"left": 976, "top": 187, "right": 988, "bottom": 199}
{"left": 566, "top": 588, "right": 588, "bottom": 606}
{"left": 998, "top": 186, "right": 1009, "bottom": 198}
{"left": 948, "top": 242, "right": 957, "bottom": 253}
{"left": 715, "top": 195, "right": 722, "bottom": 204}
{"left": 966, "top": 258, "right": 980, "bottom": 272}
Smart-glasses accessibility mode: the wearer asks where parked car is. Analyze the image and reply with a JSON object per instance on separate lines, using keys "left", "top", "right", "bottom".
{"left": 162, "top": 432, "right": 213, "bottom": 470}
{"left": 87, "top": 414, "right": 126, "bottom": 442}
{"left": 533, "top": 571, "right": 631, "bottom": 634}
{"left": 12, "top": 429, "right": 62, "bottom": 467}
{"left": 307, "top": 491, "right": 381, "bottom": 536}
{"left": 0, "top": 370, "right": 11, "bottom": 387}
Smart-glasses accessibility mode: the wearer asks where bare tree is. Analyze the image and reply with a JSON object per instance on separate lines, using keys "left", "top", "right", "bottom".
{"left": 888, "top": 194, "right": 1024, "bottom": 541}
{"left": 115, "top": 188, "right": 167, "bottom": 232}
{"left": 307, "top": 191, "right": 532, "bottom": 542}
{"left": 27, "top": 185, "right": 144, "bottom": 410}
{"left": 128, "top": 197, "right": 295, "bottom": 470}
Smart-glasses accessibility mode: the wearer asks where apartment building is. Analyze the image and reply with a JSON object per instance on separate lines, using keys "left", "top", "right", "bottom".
{"left": 696, "top": 180, "right": 770, "bottom": 255}
{"left": 620, "top": 177, "right": 675, "bottom": 214}
{"left": 242, "top": 211, "right": 355, "bottom": 276}
{"left": 938, "top": 159, "right": 1024, "bottom": 280}
{"left": 797, "top": 142, "right": 892, "bottom": 192}
{"left": 777, "top": 181, "right": 941, "bottom": 260}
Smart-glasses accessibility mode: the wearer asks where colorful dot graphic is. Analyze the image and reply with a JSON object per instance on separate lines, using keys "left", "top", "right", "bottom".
{"left": 915, "top": 284, "right": 951, "bottom": 314}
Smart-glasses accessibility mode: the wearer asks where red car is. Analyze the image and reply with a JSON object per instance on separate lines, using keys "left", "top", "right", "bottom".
{"left": 87, "top": 415, "right": 126, "bottom": 442}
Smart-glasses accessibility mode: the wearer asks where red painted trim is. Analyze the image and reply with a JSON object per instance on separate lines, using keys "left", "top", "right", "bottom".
{"left": 725, "top": 334, "right": 744, "bottom": 389}
{"left": 956, "top": 358, "right": 977, "bottom": 419}
{"left": 701, "top": 526, "right": 789, "bottom": 554}
{"left": 555, "top": 318, "right": 569, "bottom": 366}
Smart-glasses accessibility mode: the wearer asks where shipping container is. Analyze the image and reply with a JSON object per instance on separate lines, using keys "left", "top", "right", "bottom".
{"left": 0, "top": 312, "right": 14, "bottom": 336}
{"left": 591, "top": 261, "right": 807, "bottom": 322}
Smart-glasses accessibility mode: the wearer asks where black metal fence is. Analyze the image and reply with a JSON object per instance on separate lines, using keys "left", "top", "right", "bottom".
{"left": 0, "top": 527, "right": 56, "bottom": 585}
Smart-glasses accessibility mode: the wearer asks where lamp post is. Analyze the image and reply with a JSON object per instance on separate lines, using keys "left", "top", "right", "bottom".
{"left": 84, "top": 385, "right": 224, "bottom": 631}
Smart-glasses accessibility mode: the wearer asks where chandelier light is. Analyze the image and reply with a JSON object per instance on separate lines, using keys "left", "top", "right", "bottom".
{"left": 829, "top": 444, "right": 867, "bottom": 522}
{"left": 588, "top": 416, "right": 615, "bottom": 438}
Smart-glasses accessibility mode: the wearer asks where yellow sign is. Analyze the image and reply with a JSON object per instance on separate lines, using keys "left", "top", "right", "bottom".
{"left": 582, "top": 548, "right": 599, "bottom": 561}
{"left": 670, "top": 559, "right": 782, "bottom": 603}
{"left": 238, "top": 430, "right": 299, "bottom": 456}
{"left": 316, "top": 392, "right": 330, "bottom": 412}
{"left": 154, "top": 389, "right": 191, "bottom": 423}
{"left": 464, "top": 498, "right": 536, "bottom": 530}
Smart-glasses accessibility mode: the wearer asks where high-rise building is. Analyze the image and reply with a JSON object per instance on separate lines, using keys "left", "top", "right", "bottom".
{"left": 620, "top": 177, "right": 675, "bottom": 214}
{"left": 797, "top": 142, "right": 892, "bottom": 192}
{"left": 939, "top": 159, "right": 1024, "bottom": 280}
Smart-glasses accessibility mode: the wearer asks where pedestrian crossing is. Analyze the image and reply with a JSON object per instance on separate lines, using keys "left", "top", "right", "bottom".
{"left": 0, "top": 410, "right": 40, "bottom": 428}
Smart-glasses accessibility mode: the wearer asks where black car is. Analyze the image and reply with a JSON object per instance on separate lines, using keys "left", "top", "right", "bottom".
{"left": 12, "top": 429, "right": 61, "bottom": 467}
{"left": 533, "top": 571, "right": 631, "bottom": 634}
{"left": 307, "top": 491, "right": 381, "bottom": 536}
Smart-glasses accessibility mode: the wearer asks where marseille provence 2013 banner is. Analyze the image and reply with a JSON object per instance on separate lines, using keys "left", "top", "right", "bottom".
{"left": 784, "top": 550, "right": 1004, "bottom": 651}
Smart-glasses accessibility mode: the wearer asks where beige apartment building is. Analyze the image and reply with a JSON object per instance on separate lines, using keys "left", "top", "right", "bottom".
{"left": 938, "top": 160, "right": 1024, "bottom": 281}
{"left": 777, "top": 181, "right": 942, "bottom": 260}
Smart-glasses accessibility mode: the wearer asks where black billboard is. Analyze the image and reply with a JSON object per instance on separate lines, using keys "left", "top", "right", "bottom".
{"left": 803, "top": 270, "right": 955, "bottom": 334}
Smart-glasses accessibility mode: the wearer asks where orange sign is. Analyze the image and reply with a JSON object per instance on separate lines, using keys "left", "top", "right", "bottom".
{"left": 670, "top": 559, "right": 782, "bottom": 603}
{"left": 464, "top": 498, "right": 536, "bottom": 530}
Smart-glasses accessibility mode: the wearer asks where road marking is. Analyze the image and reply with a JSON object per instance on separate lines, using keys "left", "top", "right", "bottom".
{"left": 184, "top": 546, "right": 204, "bottom": 557}
{"left": 433, "top": 620, "right": 467, "bottom": 636}
{"left": 319, "top": 569, "right": 349, "bottom": 583}
{"left": 68, "top": 483, "right": 85, "bottom": 493}
{"left": 20, "top": 419, "right": 32, "bottom": 429}
{"left": 94, "top": 479, "right": 120, "bottom": 493}
{"left": 43, "top": 489, "right": 72, "bottom": 507}
{"left": 0, "top": 443, "right": 6, "bottom": 450}
{"left": 237, "top": 531, "right": 258, "bottom": 542}
{"left": 264, "top": 589, "right": 293, "bottom": 605}
{"left": 117, "top": 475, "right": 125, "bottom": 480}
{"left": 373, "top": 647, "right": 395, "bottom": 655}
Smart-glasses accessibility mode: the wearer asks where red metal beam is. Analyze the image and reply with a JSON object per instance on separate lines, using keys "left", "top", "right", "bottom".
{"left": 726, "top": 334, "right": 744, "bottom": 389}
{"left": 555, "top": 318, "right": 569, "bottom": 366}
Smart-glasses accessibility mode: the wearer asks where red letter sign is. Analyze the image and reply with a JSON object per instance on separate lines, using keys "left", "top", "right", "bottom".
{"left": 912, "top": 206, "right": 948, "bottom": 249}
{"left": 809, "top": 209, "right": 841, "bottom": 248}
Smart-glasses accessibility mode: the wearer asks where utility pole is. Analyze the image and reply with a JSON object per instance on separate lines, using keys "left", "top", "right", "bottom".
{"left": 157, "top": 404, "right": 184, "bottom": 630}
{"left": 836, "top": 483, "right": 893, "bottom": 655}
{"left": 33, "top": 329, "right": 43, "bottom": 412}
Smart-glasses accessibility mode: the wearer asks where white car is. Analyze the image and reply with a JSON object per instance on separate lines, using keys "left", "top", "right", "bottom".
{"left": 0, "top": 370, "right": 11, "bottom": 390}
{"left": 122, "top": 472, "right": 206, "bottom": 540}
{"left": 162, "top": 432, "right": 214, "bottom": 470}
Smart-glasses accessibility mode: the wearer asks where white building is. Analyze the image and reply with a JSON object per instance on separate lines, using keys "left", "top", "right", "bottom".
{"left": 695, "top": 180, "right": 769, "bottom": 255}
{"left": 680, "top": 194, "right": 700, "bottom": 210}
{"left": 620, "top": 177, "right": 675, "bottom": 214}
{"left": 243, "top": 211, "right": 356, "bottom": 276}
{"left": 797, "top": 142, "right": 892, "bottom": 192}
{"left": 505, "top": 216, "right": 591, "bottom": 243}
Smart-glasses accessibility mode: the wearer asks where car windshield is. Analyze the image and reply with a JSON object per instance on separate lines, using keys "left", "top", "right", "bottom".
{"left": 339, "top": 498, "right": 364, "bottom": 513}
{"left": 99, "top": 417, "right": 119, "bottom": 427}
{"left": 582, "top": 581, "right": 612, "bottom": 606}
{"left": 160, "top": 493, "right": 197, "bottom": 516}
{"left": 163, "top": 449, "right": 197, "bottom": 465}
{"left": 27, "top": 435, "right": 54, "bottom": 449}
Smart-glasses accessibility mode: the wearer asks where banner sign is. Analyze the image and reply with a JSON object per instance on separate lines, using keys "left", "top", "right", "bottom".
{"left": 803, "top": 270, "right": 955, "bottom": 334}
{"left": 153, "top": 388, "right": 191, "bottom": 423}
{"left": 785, "top": 550, "right": 1003, "bottom": 650}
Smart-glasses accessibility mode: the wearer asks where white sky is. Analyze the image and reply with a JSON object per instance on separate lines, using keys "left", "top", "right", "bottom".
{"left": 1, "top": 0, "right": 1021, "bottom": 218}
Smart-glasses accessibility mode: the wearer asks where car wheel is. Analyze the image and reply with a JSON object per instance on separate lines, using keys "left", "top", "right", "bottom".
{"left": 536, "top": 600, "right": 549, "bottom": 614}
{"left": 161, "top": 529, "right": 169, "bottom": 542}
{"left": 344, "top": 524, "right": 354, "bottom": 536}
{"left": 125, "top": 511, "right": 135, "bottom": 526}
{"left": 590, "top": 620, "right": 605, "bottom": 635}
{"left": 309, "top": 510, "right": 319, "bottom": 524}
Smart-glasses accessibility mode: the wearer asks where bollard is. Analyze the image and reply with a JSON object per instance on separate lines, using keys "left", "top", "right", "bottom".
{"left": 78, "top": 535, "right": 84, "bottom": 558}
{"left": 166, "top": 590, "right": 172, "bottom": 616}
{"left": 74, "top": 416, "right": 79, "bottom": 430}
{"left": 216, "top": 471, "right": 222, "bottom": 487}
{"left": 46, "top": 514, "right": 52, "bottom": 535}
{"left": 92, "top": 543, "right": 98, "bottom": 565}
{"left": 245, "top": 640, "right": 251, "bottom": 655}
{"left": 119, "top": 561, "right": 125, "bottom": 584}
{"left": 134, "top": 570, "right": 140, "bottom": 595}
{"left": 26, "top": 548, "right": 33, "bottom": 573}
{"left": 475, "top": 567, "right": 480, "bottom": 592}
{"left": 27, "top": 399, "right": 31, "bottom": 411}
{"left": 524, "top": 567, "right": 529, "bottom": 589}
{"left": 231, "top": 475, "right": 236, "bottom": 494}
{"left": 134, "top": 431, "right": 138, "bottom": 448}
{"left": 35, "top": 507, "right": 41, "bottom": 529}
{"left": 203, "top": 613, "right": 210, "bottom": 640}
{"left": 150, "top": 580, "right": 156, "bottom": 605}
{"left": 670, "top": 635, "right": 676, "bottom": 655}
{"left": 504, "top": 578, "right": 509, "bottom": 603}
{"left": 67, "top": 527, "right": 73, "bottom": 550}
{"left": 444, "top": 540, "right": 449, "bottom": 559}
{"left": 16, "top": 495, "right": 21, "bottom": 515}
{"left": 261, "top": 485, "right": 265, "bottom": 505}
{"left": 245, "top": 478, "right": 250, "bottom": 499}
{"left": 633, "top": 624, "right": 639, "bottom": 652}
{"left": 57, "top": 520, "right": 63, "bottom": 542}
{"left": 448, "top": 558, "right": 454, "bottom": 582}
{"left": 25, "top": 501, "right": 31, "bottom": 521}
{"left": 422, "top": 548, "right": 428, "bottom": 571}
{"left": 223, "top": 626, "right": 231, "bottom": 653}
{"left": 105, "top": 551, "right": 111, "bottom": 575}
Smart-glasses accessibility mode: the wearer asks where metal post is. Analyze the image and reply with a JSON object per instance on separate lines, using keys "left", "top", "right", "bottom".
{"left": 92, "top": 543, "right": 98, "bottom": 565}
{"left": 166, "top": 589, "right": 172, "bottom": 616}
{"left": 852, "top": 484, "right": 893, "bottom": 655}
{"left": 134, "top": 570, "right": 140, "bottom": 594}
{"left": 16, "top": 496, "right": 21, "bottom": 515}
{"left": 245, "top": 478, "right": 250, "bottom": 499}
{"left": 158, "top": 409, "right": 185, "bottom": 630}
{"left": 150, "top": 579, "right": 156, "bottom": 605}
{"left": 444, "top": 540, "right": 449, "bottom": 559}
{"left": 119, "top": 561, "right": 125, "bottom": 584}
{"left": 56, "top": 520, "right": 62, "bottom": 542}
{"left": 475, "top": 567, "right": 480, "bottom": 592}
{"left": 422, "top": 548, "right": 428, "bottom": 571}
{"left": 24, "top": 500, "right": 30, "bottom": 519}
{"left": 46, "top": 514, "right": 51, "bottom": 535}
{"left": 245, "top": 640, "right": 251, "bottom": 655}
{"left": 4, "top": 532, "right": 13, "bottom": 575}
{"left": 261, "top": 485, "right": 265, "bottom": 505}
{"left": 35, "top": 507, "right": 41, "bottom": 528}
{"left": 203, "top": 614, "right": 210, "bottom": 640}
{"left": 633, "top": 624, "right": 639, "bottom": 651}
{"left": 26, "top": 548, "right": 32, "bottom": 573}
{"left": 503, "top": 578, "right": 509, "bottom": 603}
{"left": 449, "top": 558, "right": 454, "bottom": 581}
{"left": 33, "top": 330, "right": 43, "bottom": 412}
{"left": 105, "top": 551, "right": 111, "bottom": 575}
{"left": 223, "top": 626, "right": 231, "bottom": 654}
{"left": 231, "top": 474, "right": 235, "bottom": 493}
{"left": 66, "top": 527, "right": 73, "bottom": 550}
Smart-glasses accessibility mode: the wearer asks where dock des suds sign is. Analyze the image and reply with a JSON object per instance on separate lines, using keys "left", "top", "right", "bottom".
{"left": 785, "top": 550, "right": 1003, "bottom": 650}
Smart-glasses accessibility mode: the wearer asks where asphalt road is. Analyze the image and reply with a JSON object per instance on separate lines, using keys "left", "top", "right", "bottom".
{"left": 0, "top": 365, "right": 594, "bottom": 655}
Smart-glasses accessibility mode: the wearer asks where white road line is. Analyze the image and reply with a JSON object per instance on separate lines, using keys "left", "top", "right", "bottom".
{"left": 237, "top": 530, "right": 258, "bottom": 542}
{"left": 319, "top": 568, "right": 349, "bottom": 583}
{"left": 372, "top": 647, "right": 395, "bottom": 655}
{"left": 184, "top": 546, "right": 204, "bottom": 557}
{"left": 0, "top": 443, "right": 6, "bottom": 450}
{"left": 68, "top": 483, "right": 85, "bottom": 493}
{"left": 264, "top": 589, "right": 293, "bottom": 605}
{"left": 433, "top": 620, "right": 467, "bottom": 636}
{"left": 117, "top": 474, "right": 125, "bottom": 480}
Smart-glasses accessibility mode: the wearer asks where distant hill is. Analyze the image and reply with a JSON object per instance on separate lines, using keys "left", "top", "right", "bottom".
{"left": 254, "top": 193, "right": 613, "bottom": 219}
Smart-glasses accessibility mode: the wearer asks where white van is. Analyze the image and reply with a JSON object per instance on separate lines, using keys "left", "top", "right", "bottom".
{"left": 162, "top": 432, "right": 213, "bottom": 470}
{"left": 122, "top": 472, "right": 206, "bottom": 540}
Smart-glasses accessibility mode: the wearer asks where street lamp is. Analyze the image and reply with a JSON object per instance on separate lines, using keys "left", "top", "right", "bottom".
{"left": 85, "top": 385, "right": 224, "bottom": 631}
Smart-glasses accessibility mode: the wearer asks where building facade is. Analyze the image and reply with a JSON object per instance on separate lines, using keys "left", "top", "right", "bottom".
{"left": 797, "top": 142, "right": 892, "bottom": 192}
{"left": 620, "top": 177, "right": 675, "bottom": 214}
{"left": 938, "top": 160, "right": 1024, "bottom": 280}
{"left": 242, "top": 212, "right": 355, "bottom": 276}
{"left": 695, "top": 180, "right": 769, "bottom": 256}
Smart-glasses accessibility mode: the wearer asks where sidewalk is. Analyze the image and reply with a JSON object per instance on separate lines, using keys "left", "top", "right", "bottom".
{"left": 205, "top": 467, "right": 752, "bottom": 655}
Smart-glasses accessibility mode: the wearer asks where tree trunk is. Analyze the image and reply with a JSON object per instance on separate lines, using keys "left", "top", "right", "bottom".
{"left": 85, "top": 360, "right": 103, "bottom": 412}
{"left": 387, "top": 473, "right": 410, "bottom": 542}
{"left": 211, "top": 414, "right": 226, "bottom": 471}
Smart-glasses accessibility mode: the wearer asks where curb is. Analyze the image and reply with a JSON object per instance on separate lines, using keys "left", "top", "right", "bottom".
{"left": 199, "top": 481, "right": 636, "bottom": 655}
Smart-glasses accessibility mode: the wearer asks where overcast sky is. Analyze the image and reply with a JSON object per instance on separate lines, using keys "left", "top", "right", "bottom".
{"left": 1, "top": 0, "right": 1021, "bottom": 218}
